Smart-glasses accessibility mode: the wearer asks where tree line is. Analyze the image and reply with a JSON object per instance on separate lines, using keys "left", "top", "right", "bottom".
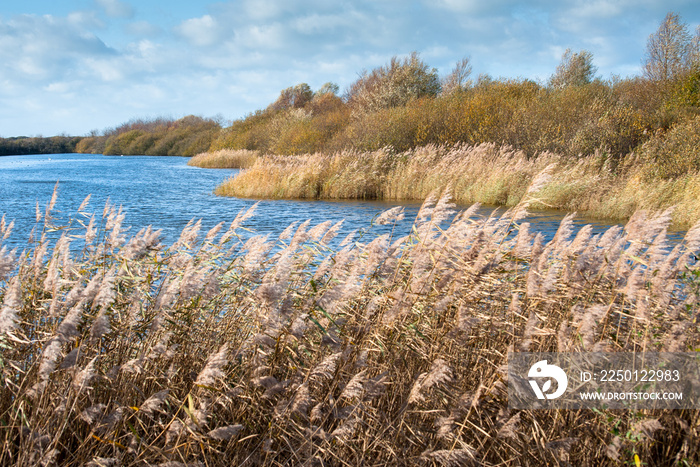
{"left": 0, "top": 116, "right": 220, "bottom": 157}
{"left": 208, "top": 12, "right": 700, "bottom": 162}
{"left": 4, "top": 11, "right": 699, "bottom": 163}
{"left": 0, "top": 136, "right": 82, "bottom": 156}
{"left": 75, "top": 115, "right": 222, "bottom": 157}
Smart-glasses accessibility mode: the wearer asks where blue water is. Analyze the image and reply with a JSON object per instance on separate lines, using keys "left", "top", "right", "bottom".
{"left": 0, "top": 153, "right": 681, "bottom": 249}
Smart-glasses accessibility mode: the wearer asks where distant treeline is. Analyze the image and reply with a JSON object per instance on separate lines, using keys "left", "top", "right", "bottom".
{"left": 75, "top": 115, "right": 221, "bottom": 157}
{"left": 2, "top": 115, "right": 221, "bottom": 157}
{"left": 0, "top": 136, "right": 82, "bottom": 156}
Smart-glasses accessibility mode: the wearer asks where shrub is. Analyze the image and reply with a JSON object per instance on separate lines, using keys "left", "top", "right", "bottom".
{"left": 346, "top": 52, "right": 441, "bottom": 114}
{"left": 548, "top": 49, "right": 597, "bottom": 88}
{"left": 640, "top": 115, "right": 700, "bottom": 179}
{"left": 80, "top": 116, "right": 221, "bottom": 157}
{"left": 268, "top": 83, "right": 314, "bottom": 112}
{"left": 104, "top": 130, "right": 145, "bottom": 155}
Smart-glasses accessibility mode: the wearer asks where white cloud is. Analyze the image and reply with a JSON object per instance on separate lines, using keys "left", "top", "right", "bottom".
{"left": 67, "top": 11, "right": 104, "bottom": 29}
{"left": 429, "top": 0, "right": 479, "bottom": 13}
{"left": 125, "top": 20, "right": 161, "bottom": 37}
{"left": 16, "top": 57, "right": 45, "bottom": 77}
{"left": 0, "top": 14, "right": 114, "bottom": 82}
{"left": 84, "top": 57, "right": 124, "bottom": 81}
{"left": 567, "top": 1, "right": 623, "bottom": 20}
{"left": 291, "top": 13, "right": 351, "bottom": 34}
{"left": 95, "top": 0, "right": 134, "bottom": 19}
{"left": 2, "top": 0, "right": 700, "bottom": 137}
{"left": 241, "top": 23, "right": 287, "bottom": 50}
{"left": 428, "top": 0, "right": 517, "bottom": 14}
{"left": 175, "top": 15, "right": 225, "bottom": 47}
{"left": 240, "top": 0, "right": 287, "bottom": 20}
{"left": 44, "top": 81, "right": 74, "bottom": 93}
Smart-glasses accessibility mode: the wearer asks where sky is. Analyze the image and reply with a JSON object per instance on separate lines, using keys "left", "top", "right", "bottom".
{"left": 1, "top": 0, "right": 699, "bottom": 137}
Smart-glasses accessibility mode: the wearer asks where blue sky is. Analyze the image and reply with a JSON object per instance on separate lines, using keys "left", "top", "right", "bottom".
{"left": 1, "top": 0, "right": 699, "bottom": 137}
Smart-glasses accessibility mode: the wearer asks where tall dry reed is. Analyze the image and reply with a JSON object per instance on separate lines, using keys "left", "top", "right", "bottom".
{"left": 188, "top": 149, "right": 259, "bottom": 169}
{"left": 215, "top": 143, "right": 700, "bottom": 229}
{"left": 1, "top": 183, "right": 699, "bottom": 465}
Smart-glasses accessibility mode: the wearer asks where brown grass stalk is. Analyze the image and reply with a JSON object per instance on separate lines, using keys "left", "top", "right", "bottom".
{"left": 0, "top": 192, "right": 698, "bottom": 465}
{"left": 215, "top": 143, "right": 700, "bottom": 229}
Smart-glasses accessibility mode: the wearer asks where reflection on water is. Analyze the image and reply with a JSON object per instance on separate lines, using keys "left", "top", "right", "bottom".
{"left": 0, "top": 153, "right": 685, "bottom": 249}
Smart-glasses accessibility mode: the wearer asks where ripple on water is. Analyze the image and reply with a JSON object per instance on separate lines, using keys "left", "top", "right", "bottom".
{"left": 0, "top": 153, "right": 685, "bottom": 250}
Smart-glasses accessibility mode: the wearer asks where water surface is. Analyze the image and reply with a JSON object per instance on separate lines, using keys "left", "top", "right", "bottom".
{"left": 0, "top": 153, "right": 681, "bottom": 249}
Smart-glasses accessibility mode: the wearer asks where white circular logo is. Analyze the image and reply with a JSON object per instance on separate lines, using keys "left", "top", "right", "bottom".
{"left": 528, "top": 360, "right": 568, "bottom": 400}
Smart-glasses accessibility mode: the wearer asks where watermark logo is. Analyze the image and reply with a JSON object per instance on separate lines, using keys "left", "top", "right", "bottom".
{"left": 528, "top": 360, "right": 568, "bottom": 400}
{"left": 509, "top": 352, "right": 699, "bottom": 409}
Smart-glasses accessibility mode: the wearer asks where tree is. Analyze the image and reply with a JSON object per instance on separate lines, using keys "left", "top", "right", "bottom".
{"left": 643, "top": 12, "right": 699, "bottom": 82}
{"left": 269, "top": 83, "right": 314, "bottom": 112}
{"left": 549, "top": 49, "right": 597, "bottom": 88}
{"left": 692, "top": 26, "right": 700, "bottom": 68}
{"left": 316, "top": 82, "right": 340, "bottom": 97}
{"left": 346, "top": 52, "right": 441, "bottom": 112}
{"left": 441, "top": 57, "right": 472, "bottom": 95}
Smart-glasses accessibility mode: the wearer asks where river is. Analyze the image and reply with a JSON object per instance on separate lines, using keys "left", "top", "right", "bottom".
{"left": 0, "top": 153, "right": 682, "bottom": 249}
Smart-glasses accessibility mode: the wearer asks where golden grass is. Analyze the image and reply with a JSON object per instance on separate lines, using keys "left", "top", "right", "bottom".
{"left": 187, "top": 149, "right": 259, "bottom": 169}
{"left": 1, "top": 186, "right": 699, "bottom": 465}
{"left": 215, "top": 143, "right": 700, "bottom": 229}
{"left": 215, "top": 144, "right": 545, "bottom": 202}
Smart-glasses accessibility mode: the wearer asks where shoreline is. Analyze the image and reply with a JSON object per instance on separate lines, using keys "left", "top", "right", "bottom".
{"left": 196, "top": 143, "right": 700, "bottom": 230}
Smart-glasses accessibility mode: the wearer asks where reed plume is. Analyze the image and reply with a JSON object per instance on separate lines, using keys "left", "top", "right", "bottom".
{"left": 0, "top": 191, "right": 697, "bottom": 466}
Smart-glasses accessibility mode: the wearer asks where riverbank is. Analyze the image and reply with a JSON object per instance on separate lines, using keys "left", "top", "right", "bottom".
{"left": 1, "top": 190, "right": 698, "bottom": 465}
{"left": 0, "top": 135, "right": 83, "bottom": 156}
{"left": 209, "top": 143, "right": 700, "bottom": 229}
{"left": 187, "top": 148, "right": 258, "bottom": 168}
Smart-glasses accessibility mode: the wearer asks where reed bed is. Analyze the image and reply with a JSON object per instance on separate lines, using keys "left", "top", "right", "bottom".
{"left": 188, "top": 149, "right": 259, "bottom": 169}
{"left": 1, "top": 182, "right": 699, "bottom": 466}
{"left": 214, "top": 144, "right": 556, "bottom": 202}
{"left": 214, "top": 143, "right": 700, "bottom": 229}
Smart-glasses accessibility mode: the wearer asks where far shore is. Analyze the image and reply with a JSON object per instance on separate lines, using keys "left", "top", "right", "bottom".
{"left": 191, "top": 145, "right": 700, "bottom": 230}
